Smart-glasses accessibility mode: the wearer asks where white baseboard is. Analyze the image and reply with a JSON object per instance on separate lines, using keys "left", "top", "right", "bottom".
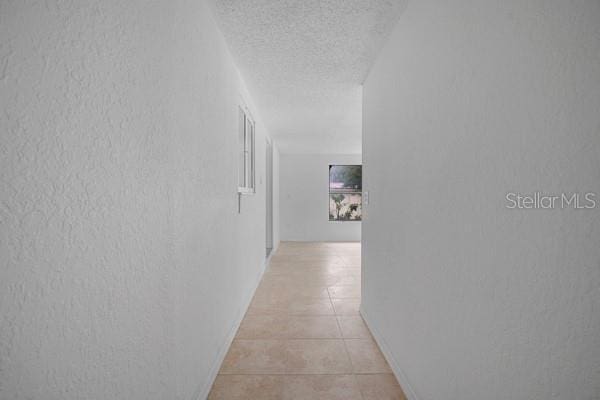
{"left": 360, "top": 307, "right": 420, "bottom": 400}
{"left": 192, "top": 256, "right": 270, "bottom": 400}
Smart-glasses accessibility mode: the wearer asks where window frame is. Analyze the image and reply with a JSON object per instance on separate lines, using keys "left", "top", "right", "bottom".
{"left": 328, "top": 164, "right": 362, "bottom": 222}
{"left": 237, "top": 105, "right": 256, "bottom": 195}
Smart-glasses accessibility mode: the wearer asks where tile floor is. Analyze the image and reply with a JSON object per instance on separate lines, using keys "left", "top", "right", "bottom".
{"left": 208, "top": 242, "right": 406, "bottom": 400}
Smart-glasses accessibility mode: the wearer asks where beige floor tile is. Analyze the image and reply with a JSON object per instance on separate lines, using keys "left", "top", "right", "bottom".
{"left": 337, "top": 316, "right": 372, "bottom": 339}
{"left": 345, "top": 339, "right": 392, "bottom": 373}
{"left": 268, "top": 278, "right": 319, "bottom": 288}
{"left": 208, "top": 375, "right": 284, "bottom": 399}
{"left": 340, "top": 248, "right": 361, "bottom": 255}
{"left": 331, "top": 274, "right": 361, "bottom": 286}
{"left": 260, "top": 271, "right": 318, "bottom": 282}
{"left": 260, "top": 273, "right": 356, "bottom": 295}
{"left": 269, "top": 259, "right": 347, "bottom": 269}
{"left": 273, "top": 249, "right": 343, "bottom": 258}
{"left": 328, "top": 285, "right": 361, "bottom": 299}
{"left": 272, "top": 244, "right": 329, "bottom": 253}
{"left": 285, "top": 250, "right": 341, "bottom": 258}
{"left": 211, "top": 242, "right": 388, "bottom": 398}
{"left": 331, "top": 298, "right": 361, "bottom": 316}
{"left": 220, "top": 340, "right": 287, "bottom": 374}
{"left": 329, "top": 241, "right": 360, "bottom": 249}
{"left": 339, "top": 256, "right": 362, "bottom": 267}
{"left": 285, "top": 339, "right": 352, "bottom": 374}
{"left": 341, "top": 252, "right": 361, "bottom": 258}
{"left": 302, "top": 270, "right": 359, "bottom": 287}
{"left": 247, "top": 297, "right": 335, "bottom": 316}
{"left": 236, "top": 315, "right": 288, "bottom": 339}
{"left": 261, "top": 268, "right": 311, "bottom": 280}
{"left": 276, "top": 243, "right": 338, "bottom": 254}
{"left": 254, "top": 283, "right": 330, "bottom": 300}
{"left": 237, "top": 315, "right": 341, "bottom": 339}
{"left": 282, "top": 375, "right": 362, "bottom": 400}
{"left": 295, "top": 276, "right": 339, "bottom": 287}
{"left": 356, "top": 374, "right": 407, "bottom": 400}
{"left": 305, "top": 267, "right": 359, "bottom": 280}
{"left": 285, "top": 316, "right": 342, "bottom": 338}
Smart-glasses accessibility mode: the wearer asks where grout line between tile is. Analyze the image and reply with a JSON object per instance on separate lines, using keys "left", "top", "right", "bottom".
{"left": 329, "top": 282, "right": 365, "bottom": 399}
{"left": 215, "top": 243, "right": 367, "bottom": 397}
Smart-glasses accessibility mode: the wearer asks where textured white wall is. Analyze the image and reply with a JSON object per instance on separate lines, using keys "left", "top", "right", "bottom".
{"left": 0, "top": 1, "right": 269, "bottom": 399}
{"left": 280, "top": 154, "right": 361, "bottom": 242}
{"left": 361, "top": 1, "right": 600, "bottom": 399}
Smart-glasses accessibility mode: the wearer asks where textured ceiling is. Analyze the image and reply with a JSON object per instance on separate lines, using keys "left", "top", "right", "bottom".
{"left": 209, "top": 0, "right": 407, "bottom": 154}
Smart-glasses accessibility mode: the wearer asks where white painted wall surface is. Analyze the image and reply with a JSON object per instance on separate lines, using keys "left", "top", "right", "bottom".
{"left": 0, "top": 1, "right": 269, "bottom": 399}
{"left": 361, "top": 1, "right": 600, "bottom": 400}
{"left": 280, "top": 154, "right": 361, "bottom": 242}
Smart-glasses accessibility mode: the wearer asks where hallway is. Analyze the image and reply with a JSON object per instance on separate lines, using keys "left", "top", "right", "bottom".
{"left": 208, "top": 242, "right": 406, "bottom": 399}
{"left": 3, "top": 1, "right": 600, "bottom": 399}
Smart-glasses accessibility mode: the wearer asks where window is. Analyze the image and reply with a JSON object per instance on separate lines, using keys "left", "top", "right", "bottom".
{"left": 238, "top": 106, "right": 255, "bottom": 193}
{"left": 329, "top": 165, "right": 362, "bottom": 221}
